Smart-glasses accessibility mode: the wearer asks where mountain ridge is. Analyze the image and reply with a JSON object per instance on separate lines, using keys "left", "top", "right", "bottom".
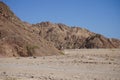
{"left": 32, "top": 21, "right": 120, "bottom": 49}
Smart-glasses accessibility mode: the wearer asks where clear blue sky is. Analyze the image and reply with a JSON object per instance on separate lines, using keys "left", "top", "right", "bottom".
{"left": 2, "top": 0, "right": 120, "bottom": 39}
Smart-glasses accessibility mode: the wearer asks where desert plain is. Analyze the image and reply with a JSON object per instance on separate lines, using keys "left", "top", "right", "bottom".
{"left": 0, "top": 49, "right": 120, "bottom": 80}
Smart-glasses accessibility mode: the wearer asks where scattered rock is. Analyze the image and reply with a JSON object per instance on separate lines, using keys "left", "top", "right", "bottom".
{"left": 33, "top": 56, "right": 37, "bottom": 59}
{"left": 30, "top": 75, "right": 34, "bottom": 78}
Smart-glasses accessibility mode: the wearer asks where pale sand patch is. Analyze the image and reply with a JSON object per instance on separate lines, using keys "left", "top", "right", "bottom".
{"left": 0, "top": 49, "right": 120, "bottom": 80}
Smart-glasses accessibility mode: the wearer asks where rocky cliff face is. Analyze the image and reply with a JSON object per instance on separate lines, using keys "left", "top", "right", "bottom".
{"left": 32, "top": 22, "right": 93, "bottom": 49}
{"left": 0, "top": 2, "right": 120, "bottom": 57}
{"left": 81, "top": 34, "right": 120, "bottom": 48}
{"left": 32, "top": 22, "right": 120, "bottom": 49}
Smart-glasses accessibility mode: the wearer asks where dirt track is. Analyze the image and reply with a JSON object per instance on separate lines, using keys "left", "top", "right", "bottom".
{"left": 0, "top": 49, "right": 120, "bottom": 80}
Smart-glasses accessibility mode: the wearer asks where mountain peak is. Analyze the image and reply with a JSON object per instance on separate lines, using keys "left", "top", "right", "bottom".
{"left": 0, "top": 1, "right": 20, "bottom": 22}
{"left": 0, "top": 1, "right": 13, "bottom": 17}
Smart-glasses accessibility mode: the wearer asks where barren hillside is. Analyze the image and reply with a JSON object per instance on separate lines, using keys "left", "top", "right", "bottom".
{"left": 33, "top": 22, "right": 120, "bottom": 49}
{"left": 0, "top": 2, "right": 60, "bottom": 57}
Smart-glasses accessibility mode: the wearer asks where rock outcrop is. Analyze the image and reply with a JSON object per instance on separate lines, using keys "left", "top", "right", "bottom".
{"left": 32, "top": 22, "right": 120, "bottom": 49}
{"left": 81, "top": 34, "right": 120, "bottom": 48}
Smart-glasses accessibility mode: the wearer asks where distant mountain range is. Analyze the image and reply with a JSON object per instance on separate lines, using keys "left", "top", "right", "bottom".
{"left": 0, "top": 1, "right": 120, "bottom": 57}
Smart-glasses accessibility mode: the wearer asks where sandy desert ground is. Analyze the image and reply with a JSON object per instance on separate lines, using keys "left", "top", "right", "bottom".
{"left": 0, "top": 49, "right": 120, "bottom": 80}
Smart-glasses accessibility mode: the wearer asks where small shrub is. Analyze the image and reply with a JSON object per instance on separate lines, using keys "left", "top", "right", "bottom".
{"left": 26, "top": 45, "right": 39, "bottom": 56}
{"left": 59, "top": 52, "right": 65, "bottom": 55}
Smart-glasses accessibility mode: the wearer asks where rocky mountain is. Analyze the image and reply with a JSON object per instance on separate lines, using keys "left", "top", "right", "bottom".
{"left": 32, "top": 22, "right": 120, "bottom": 49}
{"left": 32, "top": 22, "right": 94, "bottom": 49}
{"left": 0, "top": 2, "right": 120, "bottom": 57}
{"left": 0, "top": 2, "right": 60, "bottom": 57}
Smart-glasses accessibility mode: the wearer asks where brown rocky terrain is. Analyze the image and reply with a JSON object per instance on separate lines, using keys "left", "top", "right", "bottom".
{"left": 0, "top": 1, "right": 120, "bottom": 57}
{"left": 82, "top": 34, "right": 120, "bottom": 48}
{"left": 32, "top": 22, "right": 120, "bottom": 49}
{"left": 0, "top": 2, "right": 60, "bottom": 57}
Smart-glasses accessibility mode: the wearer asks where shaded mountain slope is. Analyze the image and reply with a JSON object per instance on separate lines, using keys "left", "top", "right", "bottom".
{"left": 32, "top": 22, "right": 94, "bottom": 49}
{"left": 82, "top": 34, "right": 120, "bottom": 48}
{"left": 32, "top": 22, "right": 120, "bottom": 49}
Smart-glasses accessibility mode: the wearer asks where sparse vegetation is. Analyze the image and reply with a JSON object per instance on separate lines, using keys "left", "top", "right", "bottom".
{"left": 26, "top": 45, "right": 39, "bottom": 56}
{"left": 59, "top": 52, "right": 65, "bottom": 55}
